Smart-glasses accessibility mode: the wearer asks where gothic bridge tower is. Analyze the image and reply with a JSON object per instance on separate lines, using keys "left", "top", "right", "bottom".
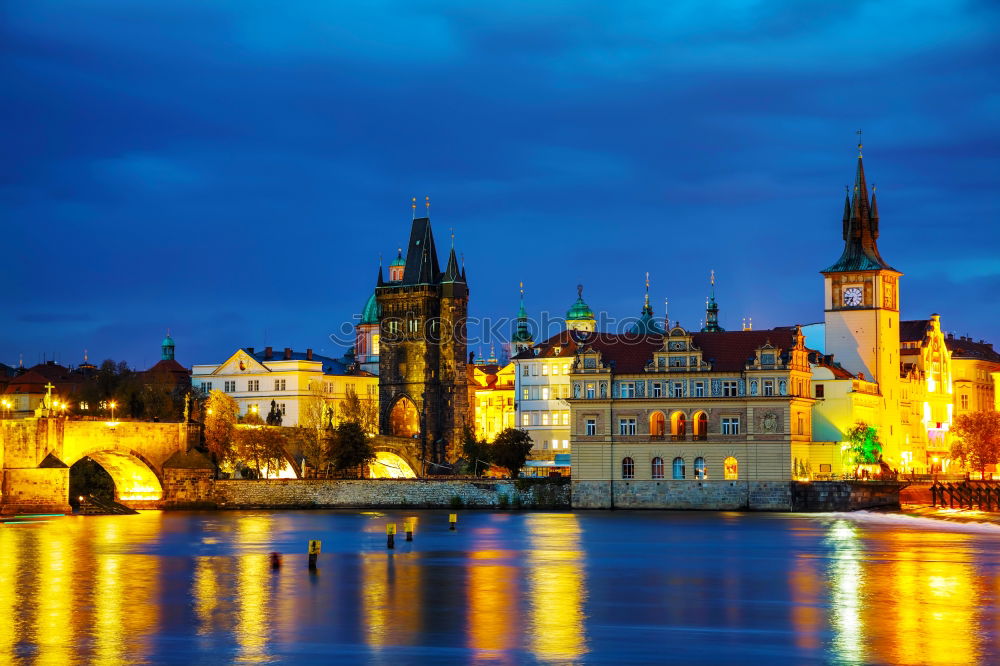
{"left": 376, "top": 214, "right": 469, "bottom": 469}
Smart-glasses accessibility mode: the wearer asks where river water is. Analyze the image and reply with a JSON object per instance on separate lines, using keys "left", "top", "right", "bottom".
{"left": 2, "top": 509, "right": 999, "bottom": 664}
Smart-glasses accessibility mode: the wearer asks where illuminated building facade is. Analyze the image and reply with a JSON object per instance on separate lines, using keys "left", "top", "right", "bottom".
{"left": 375, "top": 216, "right": 469, "bottom": 465}
{"left": 468, "top": 361, "right": 515, "bottom": 442}
{"left": 569, "top": 326, "right": 815, "bottom": 483}
{"left": 191, "top": 346, "right": 376, "bottom": 426}
{"left": 899, "top": 316, "right": 954, "bottom": 472}
{"left": 946, "top": 333, "right": 1000, "bottom": 416}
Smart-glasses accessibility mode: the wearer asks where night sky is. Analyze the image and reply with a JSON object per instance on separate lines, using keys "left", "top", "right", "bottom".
{"left": 3, "top": 1, "right": 998, "bottom": 369}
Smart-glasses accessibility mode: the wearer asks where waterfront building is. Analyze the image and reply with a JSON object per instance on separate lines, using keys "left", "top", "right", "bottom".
{"left": 191, "top": 346, "right": 376, "bottom": 427}
{"left": 946, "top": 333, "right": 1000, "bottom": 416}
{"left": 374, "top": 215, "right": 469, "bottom": 465}
{"left": 569, "top": 325, "right": 815, "bottom": 485}
{"left": 468, "top": 360, "right": 515, "bottom": 442}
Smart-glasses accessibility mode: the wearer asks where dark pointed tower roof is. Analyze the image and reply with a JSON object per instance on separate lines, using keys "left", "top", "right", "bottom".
{"left": 823, "top": 146, "right": 895, "bottom": 273}
{"left": 630, "top": 272, "right": 663, "bottom": 334}
{"left": 700, "top": 270, "right": 724, "bottom": 332}
{"left": 442, "top": 247, "right": 462, "bottom": 283}
{"left": 401, "top": 217, "right": 441, "bottom": 285}
{"left": 376, "top": 263, "right": 385, "bottom": 287}
{"left": 512, "top": 282, "right": 533, "bottom": 344}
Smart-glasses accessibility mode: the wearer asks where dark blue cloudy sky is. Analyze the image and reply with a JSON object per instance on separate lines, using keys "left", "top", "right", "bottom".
{"left": 2, "top": 0, "right": 998, "bottom": 368}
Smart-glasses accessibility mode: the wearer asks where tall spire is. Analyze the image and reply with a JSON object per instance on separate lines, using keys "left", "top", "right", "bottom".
{"left": 630, "top": 272, "right": 662, "bottom": 334}
{"left": 701, "top": 269, "right": 724, "bottom": 332}
{"left": 511, "top": 281, "right": 533, "bottom": 351}
{"left": 823, "top": 138, "right": 894, "bottom": 273}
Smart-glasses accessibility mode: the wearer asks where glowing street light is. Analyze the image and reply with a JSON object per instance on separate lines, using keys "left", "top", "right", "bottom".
{"left": 1, "top": 399, "right": 10, "bottom": 419}
{"left": 109, "top": 400, "right": 118, "bottom": 422}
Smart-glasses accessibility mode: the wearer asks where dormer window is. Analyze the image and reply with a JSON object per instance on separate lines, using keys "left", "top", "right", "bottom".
{"left": 553, "top": 346, "right": 562, "bottom": 356}
{"left": 761, "top": 353, "right": 775, "bottom": 366}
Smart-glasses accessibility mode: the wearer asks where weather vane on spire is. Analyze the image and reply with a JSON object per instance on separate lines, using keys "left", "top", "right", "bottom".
{"left": 450, "top": 227, "right": 455, "bottom": 249}
{"left": 577, "top": 284, "right": 584, "bottom": 299}
{"left": 425, "top": 195, "right": 430, "bottom": 215}
{"left": 411, "top": 197, "right": 417, "bottom": 219}
{"left": 856, "top": 129, "right": 863, "bottom": 157}
{"left": 519, "top": 280, "right": 524, "bottom": 297}
{"left": 644, "top": 272, "right": 650, "bottom": 306}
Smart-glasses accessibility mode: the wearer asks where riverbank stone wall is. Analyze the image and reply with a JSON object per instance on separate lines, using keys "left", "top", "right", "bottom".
{"left": 201, "top": 478, "right": 570, "bottom": 510}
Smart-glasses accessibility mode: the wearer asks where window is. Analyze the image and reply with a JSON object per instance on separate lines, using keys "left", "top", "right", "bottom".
{"left": 371, "top": 334, "right": 380, "bottom": 355}
{"left": 694, "top": 412, "right": 708, "bottom": 439}
{"left": 563, "top": 440, "right": 570, "bottom": 449}
{"left": 79, "top": 401, "right": 89, "bottom": 410}
{"left": 563, "top": 363, "right": 570, "bottom": 374}
{"left": 722, "top": 381, "right": 737, "bottom": 397}
{"left": 763, "top": 380, "right": 774, "bottom": 396}
{"left": 797, "top": 414, "right": 804, "bottom": 435}
{"left": 542, "top": 413, "right": 549, "bottom": 425}
{"left": 203, "top": 382, "right": 212, "bottom": 392}
{"left": 542, "top": 364, "right": 549, "bottom": 376}
{"left": 672, "top": 457, "right": 685, "bottom": 480}
{"left": 250, "top": 380, "right": 261, "bottom": 392}
{"left": 761, "top": 353, "right": 775, "bottom": 366}
{"left": 670, "top": 357, "right": 685, "bottom": 367}
{"left": 408, "top": 318, "right": 419, "bottom": 333}
{"left": 531, "top": 364, "right": 539, "bottom": 376}
{"left": 543, "top": 440, "right": 549, "bottom": 450}
{"left": 551, "top": 365, "right": 559, "bottom": 376}
{"left": 622, "top": 457, "right": 634, "bottom": 479}
{"left": 651, "top": 457, "right": 664, "bottom": 479}
{"left": 672, "top": 381, "right": 683, "bottom": 398}
{"left": 650, "top": 412, "right": 666, "bottom": 436}
{"left": 522, "top": 388, "right": 529, "bottom": 400}
{"left": 815, "top": 384, "right": 825, "bottom": 399}
{"left": 274, "top": 379, "right": 286, "bottom": 391}
{"left": 522, "top": 413, "right": 530, "bottom": 426}
{"left": 586, "top": 383, "right": 596, "bottom": 399}
{"left": 619, "top": 418, "right": 637, "bottom": 435}
{"left": 530, "top": 387, "right": 539, "bottom": 400}
{"left": 585, "top": 419, "right": 596, "bottom": 436}
{"left": 695, "top": 382, "right": 705, "bottom": 397}
{"left": 724, "top": 456, "right": 738, "bottom": 480}
{"left": 541, "top": 387, "right": 550, "bottom": 400}
{"left": 819, "top": 464, "right": 832, "bottom": 473}
{"left": 960, "top": 394, "right": 969, "bottom": 409}
{"left": 562, "top": 412, "right": 570, "bottom": 425}
{"left": 721, "top": 417, "right": 740, "bottom": 435}
{"left": 694, "top": 457, "right": 706, "bottom": 479}
{"left": 652, "top": 382, "right": 662, "bottom": 398}
{"left": 523, "top": 365, "right": 529, "bottom": 376}
{"left": 388, "top": 320, "right": 399, "bottom": 334}
{"left": 621, "top": 382, "right": 636, "bottom": 398}
{"left": 224, "top": 380, "right": 235, "bottom": 392}
{"left": 532, "top": 412, "right": 540, "bottom": 426}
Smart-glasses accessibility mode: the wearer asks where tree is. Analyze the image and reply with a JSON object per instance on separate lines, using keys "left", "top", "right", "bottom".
{"left": 204, "top": 390, "right": 239, "bottom": 465}
{"left": 462, "top": 425, "right": 491, "bottom": 477}
{"left": 327, "top": 421, "right": 375, "bottom": 478}
{"left": 233, "top": 423, "right": 288, "bottom": 478}
{"left": 844, "top": 422, "right": 882, "bottom": 468}
{"left": 338, "top": 390, "right": 379, "bottom": 434}
{"left": 951, "top": 411, "right": 1000, "bottom": 477}
{"left": 489, "top": 428, "right": 533, "bottom": 478}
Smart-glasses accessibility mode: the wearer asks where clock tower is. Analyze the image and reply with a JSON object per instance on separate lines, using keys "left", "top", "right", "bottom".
{"left": 821, "top": 145, "right": 902, "bottom": 391}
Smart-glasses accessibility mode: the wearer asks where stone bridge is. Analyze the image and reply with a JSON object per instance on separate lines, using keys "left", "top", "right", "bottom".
{"left": 370, "top": 435, "right": 424, "bottom": 478}
{"left": 0, "top": 418, "right": 197, "bottom": 514}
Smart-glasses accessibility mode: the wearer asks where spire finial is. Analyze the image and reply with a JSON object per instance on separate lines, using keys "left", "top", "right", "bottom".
{"left": 644, "top": 272, "right": 650, "bottom": 306}
{"left": 379, "top": 253, "right": 383, "bottom": 267}
{"left": 577, "top": 284, "right": 583, "bottom": 299}
{"left": 84, "top": 349, "right": 88, "bottom": 362}
{"left": 450, "top": 227, "right": 455, "bottom": 249}
{"left": 425, "top": 195, "right": 430, "bottom": 215}
{"left": 664, "top": 297, "right": 669, "bottom": 330}
{"left": 411, "top": 197, "right": 417, "bottom": 219}
{"left": 519, "top": 280, "right": 524, "bottom": 297}
{"left": 856, "top": 129, "right": 863, "bottom": 157}
{"left": 710, "top": 269, "right": 715, "bottom": 286}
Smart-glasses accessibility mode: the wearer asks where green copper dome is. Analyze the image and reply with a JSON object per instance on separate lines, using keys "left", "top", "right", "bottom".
{"left": 360, "top": 292, "right": 380, "bottom": 325}
{"left": 161, "top": 334, "right": 174, "bottom": 347}
{"left": 390, "top": 250, "right": 406, "bottom": 267}
{"left": 566, "top": 285, "right": 595, "bottom": 321}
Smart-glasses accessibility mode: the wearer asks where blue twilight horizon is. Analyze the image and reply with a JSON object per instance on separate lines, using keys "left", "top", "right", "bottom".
{"left": 2, "top": 1, "right": 998, "bottom": 369}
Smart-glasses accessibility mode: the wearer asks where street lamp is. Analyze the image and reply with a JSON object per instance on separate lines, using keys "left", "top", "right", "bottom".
{"left": 109, "top": 400, "right": 118, "bottom": 422}
{"left": 1, "top": 399, "right": 10, "bottom": 419}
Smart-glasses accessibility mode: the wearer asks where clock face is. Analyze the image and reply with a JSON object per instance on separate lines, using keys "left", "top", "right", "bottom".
{"left": 843, "top": 286, "right": 863, "bottom": 307}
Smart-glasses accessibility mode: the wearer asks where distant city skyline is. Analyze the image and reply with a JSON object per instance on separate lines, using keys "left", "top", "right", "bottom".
{"left": 3, "top": 1, "right": 998, "bottom": 368}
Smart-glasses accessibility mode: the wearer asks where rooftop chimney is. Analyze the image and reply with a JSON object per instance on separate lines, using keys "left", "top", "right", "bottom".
{"left": 247, "top": 347, "right": 255, "bottom": 355}
{"left": 264, "top": 346, "right": 273, "bottom": 360}
{"left": 284, "top": 347, "right": 292, "bottom": 360}
{"left": 306, "top": 348, "right": 313, "bottom": 360}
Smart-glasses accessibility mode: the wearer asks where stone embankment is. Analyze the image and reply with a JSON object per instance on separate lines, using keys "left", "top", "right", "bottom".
{"left": 163, "top": 474, "right": 570, "bottom": 510}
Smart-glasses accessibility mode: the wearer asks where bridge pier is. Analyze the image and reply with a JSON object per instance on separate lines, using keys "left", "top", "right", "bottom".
{"left": 1, "top": 466, "right": 72, "bottom": 515}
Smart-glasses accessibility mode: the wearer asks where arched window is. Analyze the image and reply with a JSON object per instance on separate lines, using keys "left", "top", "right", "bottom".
{"left": 670, "top": 412, "right": 686, "bottom": 440}
{"left": 724, "top": 456, "right": 738, "bottom": 480}
{"left": 651, "top": 456, "right": 664, "bottom": 479}
{"left": 694, "top": 457, "right": 706, "bottom": 479}
{"left": 622, "top": 457, "right": 635, "bottom": 479}
{"left": 672, "top": 456, "right": 685, "bottom": 480}
{"left": 649, "top": 412, "right": 666, "bottom": 437}
{"left": 693, "top": 411, "right": 708, "bottom": 440}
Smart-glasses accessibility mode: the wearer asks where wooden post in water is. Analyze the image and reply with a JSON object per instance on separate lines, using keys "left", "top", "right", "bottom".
{"left": 308, "top": 540, "right": 321, "bottom": 570}
{"left": 449, "top": 513, "right": 457, "bottom": 531}
{"left": 405, "top": 519, "right": 413, "bottom": 542}
{"left": 387, "top": 523, "right": 396, "bottom": 549}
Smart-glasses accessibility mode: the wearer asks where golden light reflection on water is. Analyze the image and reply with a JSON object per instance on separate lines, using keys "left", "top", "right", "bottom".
{"left": 235, "top": 514, "right": 274, "bottom": 663}
{"left": 467, "top": 548, "right": 519, "bottom": 658}
{"left": 524, "top": 513, "right": 587, "bottom": 662}
{"left": 0, "top": 527, "right": 20, "bottom": 659}
{"left": 818, "top": 521, "right": 987, "bottom": 665}
{"left": 362, "top": 536, "right": 423, "bottom": 650}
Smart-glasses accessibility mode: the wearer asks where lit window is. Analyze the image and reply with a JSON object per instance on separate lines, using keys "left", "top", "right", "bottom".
{"left": 721, "top": 417, "right": 740, "bottom": 435}
{"left": 522, "top": 413, "right": 530, "bottom": 426}
{"left": 694, "top": 457, "right": 706, "bottom": 479}
{"left": 586, "top": 383, "right": 595, "bottom": 399}
{"left": 542, "top": 413, "right": 549, "bottom": 425}
{"left": 551, "top": 364, "right": 559, "bottom": 376}
{"left": 542, "top": 365, "right": 549, "bottom": 376}
{"left": 724, "top": 456, "right": 738, "bottom": 480}
{"left": 960, "top": 394, "right": 968, "bottom": 409}
{"left": 622, "top": 457, "right": 634, "bottom": 479}
{"left": 372, "top": 334, "right": 380, "bottom": 355}
{"left": 562, "top": 412, "right": 569, "bottom": 425}
{"left": 651, "top": 457, "right": 664, "bottom": 479}
{"left": 522, "top": 388, "right": 529, "bottom": 400}
{"left": 562, "top": 440, "right": 569, "bottom": 449}
{"left": 542, "top": 387, "right": 550, "bottom": 400}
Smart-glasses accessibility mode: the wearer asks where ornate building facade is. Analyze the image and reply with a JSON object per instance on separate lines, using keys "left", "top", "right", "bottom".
{"left": 375, "top": 216, "right": 469, "bottom": 468}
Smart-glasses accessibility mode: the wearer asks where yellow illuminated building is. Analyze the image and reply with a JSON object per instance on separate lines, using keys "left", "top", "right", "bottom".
{"left": 469, "top": 361, "right": 515, "bottom": 442}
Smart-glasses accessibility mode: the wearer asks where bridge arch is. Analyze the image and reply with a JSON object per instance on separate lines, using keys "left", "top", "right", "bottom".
{"left": 388, "top": 395, "right": 420, "bottom": 438}
{"left": 368, "top": 449, "right": 418, "bottom": 478}
{"left": 67, "top": 448, "right": 164, "bottom": 503}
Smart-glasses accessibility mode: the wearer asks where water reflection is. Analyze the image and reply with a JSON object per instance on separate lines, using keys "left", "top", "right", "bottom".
{"left": 524, "top": 513, "right": 587, "bottom": 662}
